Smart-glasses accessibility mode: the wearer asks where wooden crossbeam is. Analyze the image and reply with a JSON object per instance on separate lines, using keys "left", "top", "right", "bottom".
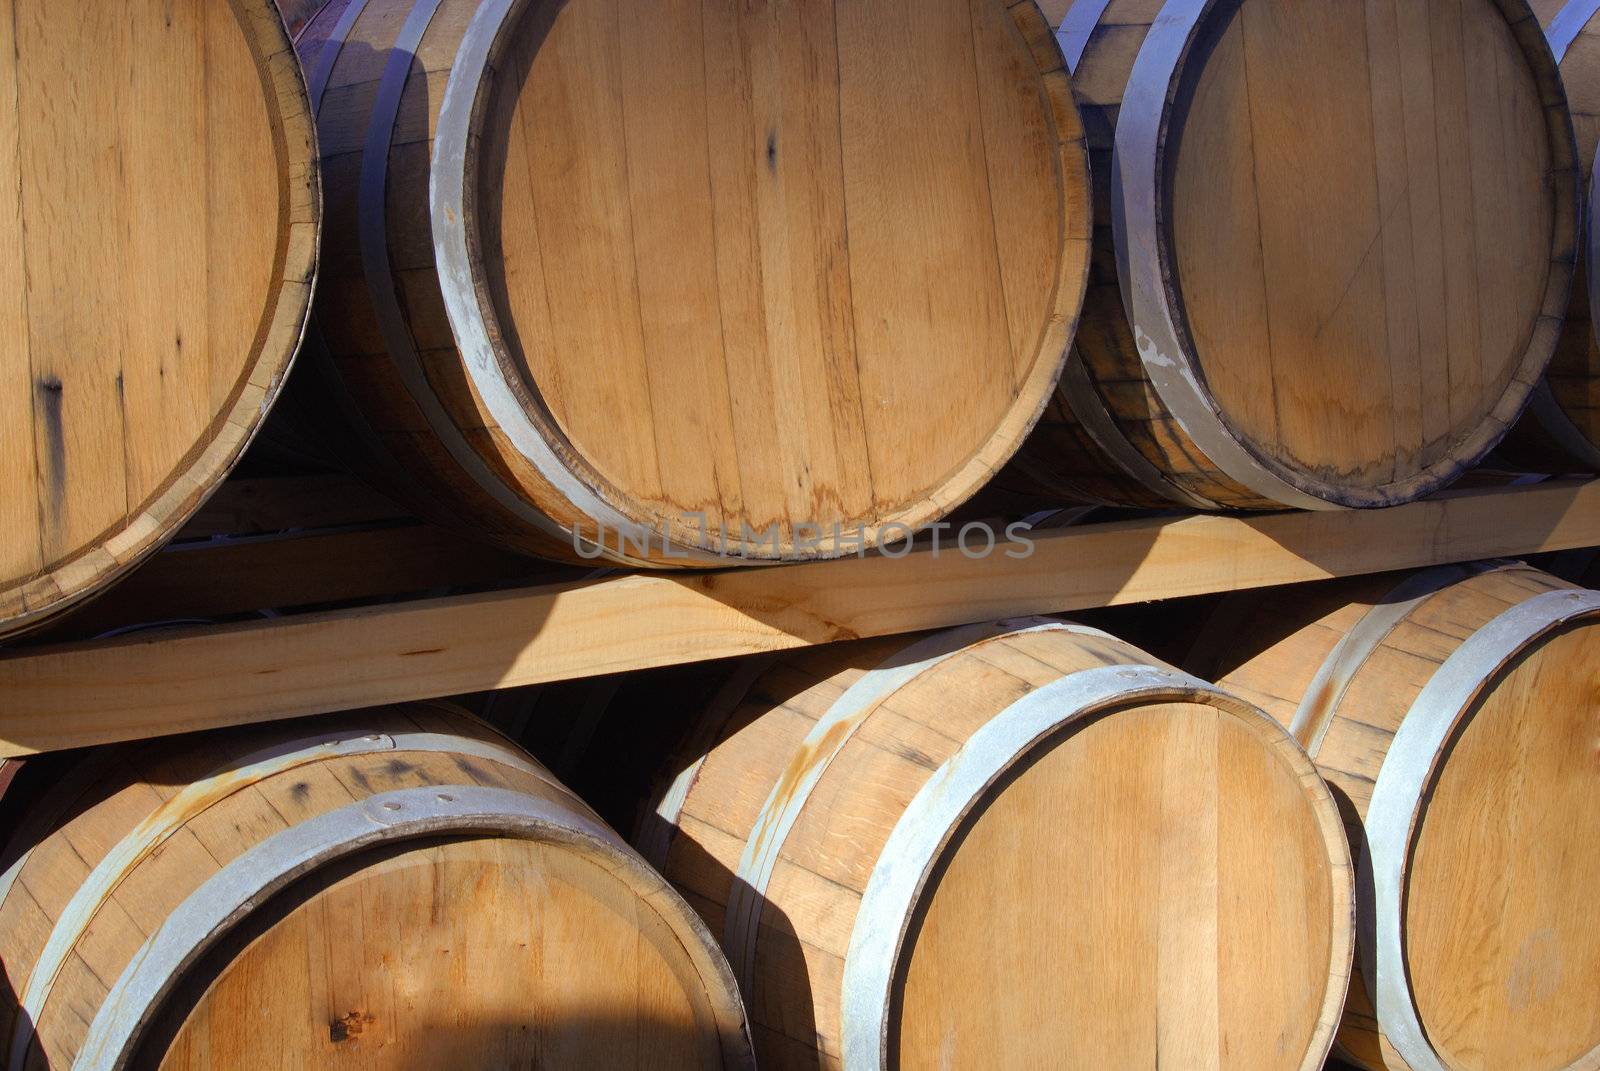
{"left": 1, "top": 479, "right": 1596, "bottom": 757}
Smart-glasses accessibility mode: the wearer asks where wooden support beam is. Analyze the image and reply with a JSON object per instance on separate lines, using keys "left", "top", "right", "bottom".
{"left": 2, "top": 479, "right": 1597, "bottom": 757}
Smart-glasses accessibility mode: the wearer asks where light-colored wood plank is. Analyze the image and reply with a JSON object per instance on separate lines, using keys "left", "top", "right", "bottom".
{"left": 0, "top": 0, "right": 43, "bottom": 590}
{"left": 3, "top": 479, "right": 1599, "bottom": 756}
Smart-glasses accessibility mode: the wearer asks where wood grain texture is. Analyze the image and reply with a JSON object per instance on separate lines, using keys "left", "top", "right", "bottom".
{"left": 1406, "top": 621, "right": 1600, "bottom": 1071}
{"left": 0, "top": 0, "right": 319, "bottom": 639}
{"left": 500, "top": 624, "right": 1350, "bottom": 1069}
{"left": 893, "top": 695, "right": 1343, "bottom": 1071}
{"left": 1503, "top": 0, "right": 1600, "bottom": 471}
{"left": 300, "top": 0, "right": 1089, "bottom": 566}
{"left": 1188, "top": 564, "right": 1600, "bottom": 1071}
{"left": 0, "top": 704, "right": 752, "bottom": 1069}
{"left": 1001, "top": 0, "right": 1578, "bottom": 510}
{"left": 4, "top": 478, "right": 1600, "bottom": 758}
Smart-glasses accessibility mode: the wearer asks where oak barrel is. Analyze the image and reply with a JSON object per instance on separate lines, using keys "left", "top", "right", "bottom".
{"left": 1503, "top": 1, "right": 1600, "bottom": 471}
{"left": 295, "top": 0, "right": 1090, "bottom": 566}
{"left": 501, "top": 619, "right": 1354, "bottom": 1069}
{"left": 1186, "top": 563, "right": 1600, "bottom": 1071}
{"left": 1001, "top": 0, "right": 1578, "bottom": 510}
{"left": 0, "top": 0, "right": 319, "bottom": 639}
{"left": 0, "top": 704, "right": 752, "bottom": 1069}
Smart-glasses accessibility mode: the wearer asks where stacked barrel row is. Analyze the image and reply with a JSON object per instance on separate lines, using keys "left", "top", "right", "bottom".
{"left": 287, "top": 0, "right": 1587, "bottom": 565}
{"left": 1, "top": 617, "right": 1359, "bottom": 1067}
{"left": 6, "top": 0, "right": 1600, "bottom": 641}
{"left": 479, "top": 556, "right": 1600, "bottom": 1071}
{"left": 4, "top": 558, "right": 1595, "bottom": 1068}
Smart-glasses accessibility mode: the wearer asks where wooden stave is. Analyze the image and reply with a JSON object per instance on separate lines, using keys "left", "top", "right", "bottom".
{"left": 1188, "top": 563, "right": 1600, "bottom": 1071}
{"left": 0, "top": 704, "right": 753, "bottom": 1070}
{"left": 296, "top": 0, "right": 1091, "bottom": 567}
{"left": 507, "top": 620, "right": 1355, "bottom": 1070}
{"left": 296, "top": 0, "right": 662, "bottom": 569}
{"left": 1004, "top": 0, "right": 1580, "bottom": 512}
{"left": 0, "top": 0, "right": 320, "bottom": 641}
{"left": 1502, "top": 0, "right": 1600, "bottom": 473}
{"left": 996, "top": 0, "right": 1304, "bottom": 511}
{"left": 295, "top": 0, "right": 600, "bottom": 567}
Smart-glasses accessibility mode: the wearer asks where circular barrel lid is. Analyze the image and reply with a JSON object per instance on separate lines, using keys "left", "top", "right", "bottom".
{"left": 892, "top": 697, "right": 1349, "bottom": 1068}
{"left": 1120, "top": 0, "right": 1575, "bottom": 507}
{"left": 0, "top": 0, "right": 316, "bottom": 635}
{"left": 1405, "top": 615, "right": 1600, "bottom": 1070}
{"left": 448, "top": 0, "right": 1089, "bottom": 557}
{"left": 144, "top": 836, "right": 743, "bottom": 1067}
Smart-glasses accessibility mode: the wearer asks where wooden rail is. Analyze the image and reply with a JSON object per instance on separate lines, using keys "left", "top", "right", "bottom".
{"left": 2, "top": 478, "right": 1597, "bottom": 757}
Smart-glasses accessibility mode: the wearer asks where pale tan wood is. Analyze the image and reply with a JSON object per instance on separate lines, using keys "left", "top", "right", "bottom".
{"left": 1008, "top": 0, "right": 1576, "bottom": 509}
{"left": 155, "top": 840, "right": 724, "bottom": 1069}
{"left": 5, "top": 479, "right": 1600, "bottom": 756}
{"left": 1184, "top": 0, "right": 1516, "bottom": 482}
{"left": 0, "top": 0, "right": 319, "bottom": 638}
{"left": 1190, "top": 564, "right": 1600, "bottom": 1070}
{"left": 895, "top": 700, "right": 1339, "bottom": 1070}
{"left": 1406, "top": 622, "right": 1600, "bottom": 1071}
{"left": 304, "top": 0, "right": 1090, "bottom": 565}
{"left": 605, "top": 626, "right": 1351, "bottom": 1068}
{"left": 0, "top": 704, "right": 751, "bottom": 1069}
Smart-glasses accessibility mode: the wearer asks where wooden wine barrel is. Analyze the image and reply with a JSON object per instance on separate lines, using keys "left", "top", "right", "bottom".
{"left": 0, "top": 704, "right": 752, "bottom": 1069}
{"left": 500, "top": 620, "right": 1354, "bottom": 1069}
{"left": 1000, "top": 0, "right": 1579, "bottom": 511}
{"left": 1502, "top": 1, "right": 1600, "bottom": 471}
{"left": 0, "top": 0, "right": 319, "bottom": 639}
{"left": 295, "top": 0, "right": 1089, "bottom": 567}
{"left": 1187, "top": 563, "right": 1600, "bottom": 1071}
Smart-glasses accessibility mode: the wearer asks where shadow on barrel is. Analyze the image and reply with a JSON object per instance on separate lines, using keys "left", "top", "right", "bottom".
{"left": 484, "top": 660, "right": 825, "bottom": 1068}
